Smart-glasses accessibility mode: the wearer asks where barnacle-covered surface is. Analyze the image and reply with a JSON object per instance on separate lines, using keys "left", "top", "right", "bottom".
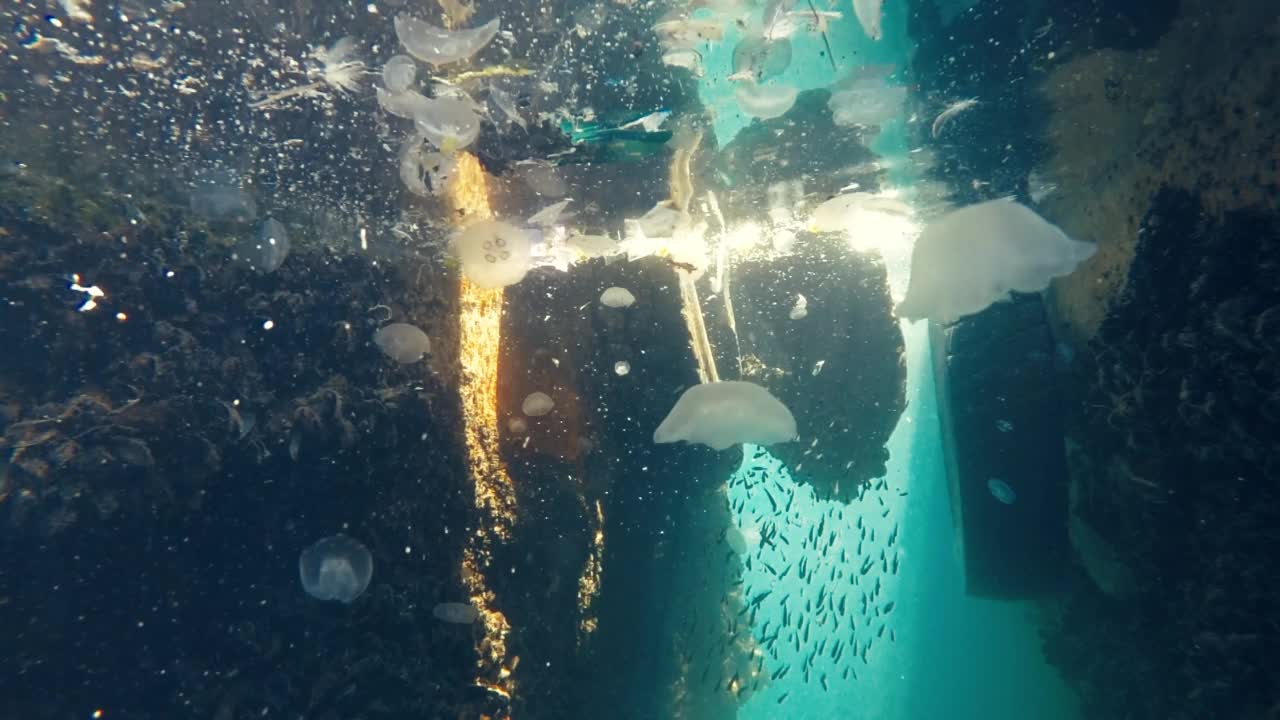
{"left": 910, "top": 0, "right": 1280, "bottom": 716}
{"left": 1046, "top": 189, "right": 1280, "bottom": 719}
{"left": 0, "top": 170, "right": 486, "bottom": 718}
{"left": 1041, "top": 0, "right": 1280, "bottom": 344}
{"left": 1031, "top": 2, "right": 1280, "bottom": 718}
{"left": 730, "top": 236, "right": 905, "bottom": 500}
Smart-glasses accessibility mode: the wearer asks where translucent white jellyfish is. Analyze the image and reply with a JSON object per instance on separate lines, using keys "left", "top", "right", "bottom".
{"left": 614, "top": 360, "right": 631, "bottom": 376}
{"left": 599, "top": 287, "right": 636, "bottom": 308}
{"left": 735, "top": 82, "right": 798, "bottom": 120}
{"left": 377, "top": 87, "right": 432, "bottom": 120}
{"left": 452, "top": 220, "right": 532, "bottom": 288}
{"left": 654, "top": 381, "right": 797, "bottom": 451}
{"left": 662, "top": 48, "right": 704, "bottom": 77}
{"left": 234, "top": 217, "right": 290, "bottom": 273}
{"left": 508, "top": 416, "right": 528, "bottom": 434}
{"left": 488, "top": 87, "right": 526, "bottom": 130}
{"left": 988, "top": 478, "right": 1016, "bottom": 504}
{"left": 382, "top": 55, "right": 417, "bottom": 93}
{"left": 731, "top": 36, "right": 792, "bottom": 81}
{"left": 896, "top": 198, "right": 1097, "bottom": 324}
{"left": 433, "top": 602, "right": 480, "bottom": 624}
{"left": 299, "top": 534, "right": 373, "bottom": 604}
{"left": 413, "top": 95, "right": 481, "bottom": 152}
{"left": 828, "top": 69, "right": 906, "bottom": 127}
{"left": 399, "top": 138, "right": 457, "bottom": 197}
{"left": 517, "top": 162, "right": 568, "bottom": 198}
{"left": 373, "top": 322, "right": 431, "bottom": 364}
{"left": 522, "top": 391, "right": 555, "bottom": 417}
{"left": 789, "top": 294, "right": 808, "bottom": 320}
{"left": 853, "top": 0, "right": 884, "bottom": 40}
{"left": 652, "top": 15, "right": 725, "bottom": 50}
{"left": 808, "top": 192, "right": 912, "bottom": 233}
{"left": 190, "top": 178, "right": 256, "bottom": 221}
{"left": 394, "top": 15, "right": 500, "bottom": 66}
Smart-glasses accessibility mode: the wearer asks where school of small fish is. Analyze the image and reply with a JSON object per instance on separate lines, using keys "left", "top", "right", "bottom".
{"left": 678, "top": 447, "right": 905, "bottom": 702}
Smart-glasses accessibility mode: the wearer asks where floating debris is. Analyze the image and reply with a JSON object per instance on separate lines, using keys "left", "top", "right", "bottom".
{"left": 931, "top": 98, "right": 979, "bottom": 138}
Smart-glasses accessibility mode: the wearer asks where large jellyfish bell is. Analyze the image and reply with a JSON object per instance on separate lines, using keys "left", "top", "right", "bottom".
{"left": 451, "top": 219, "right": 532, "bottom": 288}
{"left": 299, "top": 534, "right": 373, "bottom": 603}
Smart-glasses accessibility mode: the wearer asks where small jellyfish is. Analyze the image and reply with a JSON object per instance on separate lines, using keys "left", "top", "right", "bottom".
{"left": 433, "top": 602, "right": 480, "bottom": 624}
{"left": 987, "top": 478, "right": 1016, "bottom": 505}
{"left": 522, "top": 391, "right": 555, "bottom": 417}
{"left": 614, "top": 360, "right": 631, "bottom": 376}
{"left": 452, "top": 220, "right": 531, "bottom": 288}
{"left": 299, "top": 534, "right": 373, "bottom": 603}
{"left": 789, "top": 294, "right": 808, "bottom": 320}
{"left": 735, "top": 82, "right": 799, "bottom": 120}
{"left": 600, "top": 286, "right": 636, "bottom": 308}
{"left": 374, "top": 322, "right": 431, "bottom": 364}
{"left": 382, "top": 54, "right": 417, "bottom": 93}
{"left": 234, "top": 217, "right": 291, "bottom": 273}
{"left": 394, "top": 15, "right": 500, "bottom": 66}
{"left": 508, "top": 416, "right": 528, "bottom": 434}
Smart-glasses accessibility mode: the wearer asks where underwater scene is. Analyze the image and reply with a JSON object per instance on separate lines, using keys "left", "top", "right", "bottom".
{"left": 1, "top": 0, "right": 1277, "bottom": 718}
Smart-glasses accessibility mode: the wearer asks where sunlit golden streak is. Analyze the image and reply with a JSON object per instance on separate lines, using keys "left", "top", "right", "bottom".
{"left": 448, "top": 152, "right": 517, "bottom": 696}
{"left": 576, "top": 499, "right": 604, "bottom": 643}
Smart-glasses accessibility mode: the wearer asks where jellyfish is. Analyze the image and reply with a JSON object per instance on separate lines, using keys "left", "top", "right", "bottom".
{"left": 522, "top": 391, "right": 555, "bottom": 417}
{"left": 654, "top": 381, "right": 797, "bottom": 450}
{"left": 373, "top": 322, "right": 431, "bottom": 364}
{"left": 988, "top": 478, "right": 1016, "bottom": 505}
{"left": 433, "top": 602, "right": 480, "bottom": 624}
{"left": 412, "top": 95, "right": 481, "bottom": 152}
{"left": 731, "top": 36, "right": 792, "bottom": 82}
{"left": 896, "top": 198, "right": 1096, "bottom": 323}
{"left": 452, "top": 219, "right": 532, "bottom": 288}
{"left": 382, "top": 55, "right": 417, "bottom": 93}
{"left": 734, "top": 82, "right": 798, "bottom": 120}
{"left": 614, "top": 360, "right": 631, "bottom": 376}
{"left": 394, "top": 15, "right": 500, "bottom": 66}
{"left": 299, "top": 534, "right": 373, "bottom": 603}
{"left": 233, "top": 217, "right": 290, "bottom": 273}
{"left": 399, "top": 137, "right": 457, "bottom": 197}
{"left": 600, "top": 286, "right": 636, "bottom": 308}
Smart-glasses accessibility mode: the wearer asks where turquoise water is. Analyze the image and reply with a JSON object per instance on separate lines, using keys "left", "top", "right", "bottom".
{"left": 699, "top": 6, "right": 1081, "bottom": 718}
{"left": 728, "top": 325, "right": 1080, "bottom": 720}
